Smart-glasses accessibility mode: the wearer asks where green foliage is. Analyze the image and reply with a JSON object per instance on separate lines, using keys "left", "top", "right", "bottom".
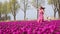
{"left": 0, "top": 2, "right": 2, "bottom": 14}
{"left": 0, "top": 0, "right": 20, "bottom": 20}
{"left": 31, "top": 0, "right": 45, "bottom": 9}
{"left": 0, "top": 1, "right": 12, "bottom": 14}
{"left": 9, "top": 0, "right": 20, "bottom": 13}
{"left": 9, "top": 0, "right": 20, "bottom": 20}
{"left": 48, "top": 0, "right": 59, "bottom": 6}
{"left": 2, "top": 1, "right": 8, "bottom": 14}
{"left": 48, "top": 0, "right": 60, "bottom": 18}
{"left": 48, "top": 0, "right": 53, "bottom": 4}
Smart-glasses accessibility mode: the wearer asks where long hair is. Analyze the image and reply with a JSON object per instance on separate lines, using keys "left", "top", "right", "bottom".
{"left": 40, "top": 6, "right": 45, "bottom": 10}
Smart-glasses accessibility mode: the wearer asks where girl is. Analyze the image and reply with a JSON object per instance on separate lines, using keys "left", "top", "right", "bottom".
{"left": 37, "top": 6, "right": 45, "bottom": 23}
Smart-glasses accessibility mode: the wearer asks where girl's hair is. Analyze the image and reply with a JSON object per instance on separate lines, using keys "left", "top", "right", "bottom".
{"left": 40, "top": 6, "right": 45, "bottom": 10}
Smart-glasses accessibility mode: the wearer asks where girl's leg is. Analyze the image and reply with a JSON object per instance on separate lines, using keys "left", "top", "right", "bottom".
{"left": 37, "top": 17, "right": 41, "bottom": 23}
{"left": 37, "top": 19, "right": 40, "bottom": 23}
{"left": 37, "top": 18, "right": 42, "bottom": 23}
{"left": 40, "top": 19, "right": 43, "bottom": 23}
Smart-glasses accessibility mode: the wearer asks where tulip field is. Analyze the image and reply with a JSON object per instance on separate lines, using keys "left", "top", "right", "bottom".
{"left": 0, "top": 20, "right": 60, "bottom": 34}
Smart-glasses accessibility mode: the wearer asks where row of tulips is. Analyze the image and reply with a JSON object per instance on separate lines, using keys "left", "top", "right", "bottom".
{"left": 0, "top": 20, "right": 59, "bottom": 34}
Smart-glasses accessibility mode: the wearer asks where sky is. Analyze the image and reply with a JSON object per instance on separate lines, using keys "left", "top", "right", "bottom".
{"left": 0, "top": 0, "right": 59, "bottom": 20}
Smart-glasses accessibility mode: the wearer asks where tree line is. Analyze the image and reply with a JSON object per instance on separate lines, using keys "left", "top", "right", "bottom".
{"left": 0, "top": 0, "right": 45, "bottom": 21}
{"left": 48, "top": 0, "right": 60, "bottom": 19}
{"left": 0, "top": 0, "right": 20, "bottom": 21}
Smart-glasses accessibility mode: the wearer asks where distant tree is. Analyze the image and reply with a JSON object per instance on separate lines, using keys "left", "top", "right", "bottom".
{"left": 2, "top": 1, "right": 9, "bottom": 20}
{"left": 20, "top": 0, "right": 30, "bottom": 20}
{"left": 9, "top": 0, "right": 20, "bottom": 20}
{"left": 0, "top": 2, "right": 2, "bottom": 20}
{"left": 48, "top": 0, "right": 60, "bottom": 18}
{"left": 31, "top": 0, "right": 45, "bottom": 19}
{"left": 0, "top": 1, "right": 11, "bottom": 21}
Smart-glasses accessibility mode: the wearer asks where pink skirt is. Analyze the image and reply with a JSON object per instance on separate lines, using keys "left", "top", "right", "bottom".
{"left": 37, "top": 13, "right": 44, "bottom": 23}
